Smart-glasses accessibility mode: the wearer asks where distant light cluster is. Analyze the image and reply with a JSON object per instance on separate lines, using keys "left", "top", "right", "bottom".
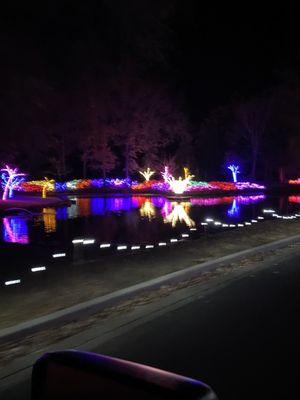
{"left": 18, "top": 177, "right": 265, "bottom": 195}
{"left": 289, "top": 178, "right": 300, "bottom": 184}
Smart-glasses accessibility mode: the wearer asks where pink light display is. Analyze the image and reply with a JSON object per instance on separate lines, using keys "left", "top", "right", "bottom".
{"left": 289, "top": 179, "right": 300, "bottom": 185}
{"left": 1, "top": 165, "right": 26, "bottom": 200}
{"left": 289, "top": 196, "right": 300, "bottom": 203}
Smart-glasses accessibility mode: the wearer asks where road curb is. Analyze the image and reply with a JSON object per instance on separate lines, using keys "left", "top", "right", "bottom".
{"left": 1, "top": 234, "right": 300, "bottom": 342}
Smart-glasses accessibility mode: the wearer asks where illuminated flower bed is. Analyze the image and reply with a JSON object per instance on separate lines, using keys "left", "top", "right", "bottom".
{"left": 19, "top": 178, "right": 265, "bottom": 195}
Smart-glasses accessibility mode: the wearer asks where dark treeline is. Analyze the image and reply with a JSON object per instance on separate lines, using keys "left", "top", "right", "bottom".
{"left": 0, "top": 1, "right": 299, "bottom": 182}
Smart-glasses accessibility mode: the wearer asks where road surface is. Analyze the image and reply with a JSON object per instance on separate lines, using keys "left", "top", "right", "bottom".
{"left": 97, "top": 246, "right": 300, "bottom": 399}
{"left": 2, "top": 244, "right": 300, "bottom": 399}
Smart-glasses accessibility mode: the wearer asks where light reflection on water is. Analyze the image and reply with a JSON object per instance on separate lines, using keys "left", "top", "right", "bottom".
{"left": 2, "top": 193, "right": 298, "bottom": 246}
{"left": 163, "top": 202, "right": 195, "bottom": 228}
{"left": 2, "top": 216, "right": 29, "bottom": 244}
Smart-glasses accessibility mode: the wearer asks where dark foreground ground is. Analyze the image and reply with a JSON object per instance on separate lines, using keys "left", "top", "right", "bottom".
{"left": 97, "top": 246, "right": 300, "bottom": 400}
{"left": 2, "top": 243, "right": 300, "bottom": 399}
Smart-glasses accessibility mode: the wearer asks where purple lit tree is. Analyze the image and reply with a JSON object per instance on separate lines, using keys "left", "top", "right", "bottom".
{"left": 1, "top": 165, "right": 26, "bottom": 200}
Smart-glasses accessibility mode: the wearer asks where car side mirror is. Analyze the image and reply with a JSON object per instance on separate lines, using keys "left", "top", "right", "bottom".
{"left": 31, "top": 350, "right": 218, "bottom": 399}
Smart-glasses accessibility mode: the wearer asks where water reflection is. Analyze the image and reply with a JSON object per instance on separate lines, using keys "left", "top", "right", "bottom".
{"left": 2, "top": 216, "right": 29, "bottom": 244}
{"left": 43, "top": 208, "right": 57, "bottom": 233}
{"left": 140, "top": 199, "right": 156, "bottom": 220}
{"left": 227, "top": 199, "right": 240, "bottom": 218}
{"left": 163, "top": 202, "right": 195, "bottom": 228}
{"left": 0, "top": 194, "right": 282, "bottom": 246}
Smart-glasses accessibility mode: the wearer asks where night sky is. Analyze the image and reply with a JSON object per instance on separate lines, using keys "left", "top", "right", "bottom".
{"left": 1, "top": 2, "right": 299, "bottom": 113}
{"left": 1, "top": 2, "right": 299, "bottom": 180}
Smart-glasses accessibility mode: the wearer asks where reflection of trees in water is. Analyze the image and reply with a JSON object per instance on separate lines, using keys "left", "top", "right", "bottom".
{"left": 140, "top": 199, "right": 156, "bottom": 220}
{"left": 163, "top": 202, "right": 195, "bottom": 228}
{"left": 227, "top": 199, "right": 240, "bottom": 218}
{"left": 77, "top": 198, "right": 91, "bottom": 217}
{"left": 43, "top": 208, "right": 57, "bottom": 233}
{"left": 2, "top": 216, "right": 29, "bottom": 244}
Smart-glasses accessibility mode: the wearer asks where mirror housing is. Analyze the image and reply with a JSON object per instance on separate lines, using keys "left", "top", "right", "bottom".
{"left": 31, "top": 350, "right": 218, "bottom": 399}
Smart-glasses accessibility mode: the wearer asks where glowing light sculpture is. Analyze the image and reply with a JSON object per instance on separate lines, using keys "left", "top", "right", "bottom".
{"left": 139, "top": 167, "right": 155, "bottom": 182}
{"left": 168, "top": 177, "right": 188, "bottom": 194}
{"left": 166, "top": 168, "right": 195, "bottom": 195}
{"left": 227, "top": 164, "right": 240, "bottom": 183}
{"left": 183, "top": 167, "right": 193, "bottom": 180}
{"left": 1, "top": 165, "right": 26, "bottom": 200}
{"left": 161, "top": 166, "right": 172, "bottom": 182}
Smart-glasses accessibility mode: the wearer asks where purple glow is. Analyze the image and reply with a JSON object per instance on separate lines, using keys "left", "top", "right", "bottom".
{"left": 161, "top": 200, "right": 173, "bottom": 218}
{"left": 190, "top": 195, "right": 265, "bottom": 207}
{"left": 235, "top": 182, "right": 265, "bottom": 190}
{"left": 2, "top": 217, "right": 29, "bottom": 244}
{"left": 190, "top": 197, "right": 234, "bottom": 206}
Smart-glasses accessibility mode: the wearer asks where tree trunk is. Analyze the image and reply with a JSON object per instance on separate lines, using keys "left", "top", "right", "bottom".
{"left": 83, "top": 158, "right": 87, "bottom": 179}
{"left": 251, "top": 150, "right": 257, "bottom": 180}
{"left": 125, "top": 142, "right": 129, "bottom": 179}
{"left": 278, "top": 166, "right": 285, "bottom": 184}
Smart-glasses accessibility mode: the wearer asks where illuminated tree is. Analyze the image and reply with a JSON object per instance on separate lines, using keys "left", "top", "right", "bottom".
{"left": 1, "top": 165, "right": 26, "bottom": 200}
{"left": 167, "top": 168, "right": 194, "bottom": 194}
{"left": 183, "top": 167, "right": 194, "bottom": 181}
{"left": 227, "top": 164, "right": 240, "bottom": 182}
{"left": 161, "top": 166, "right": 172, "bottom": 182}
{"left": 139, "top": 167, "right": 155, "bottom": 181}
{"left": 41, "top": 178, "right": 55, "bottom": 198}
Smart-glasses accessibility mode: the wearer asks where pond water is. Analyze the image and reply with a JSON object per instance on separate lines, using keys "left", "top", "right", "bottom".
{"left": 1, "top": 194, "right": 299, "bottom": 288}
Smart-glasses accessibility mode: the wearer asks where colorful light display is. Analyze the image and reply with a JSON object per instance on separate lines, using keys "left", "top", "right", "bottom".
{"left": 167, "top": 168, "right": 194, "bottom": 194}
{"left": 161, "top": 166, "right": 172, "bottom": 182}
{"left": 183, "top": 167, "right": 194, "bottom": 181}
{"left": 228, "top": 164, "right": 240, "bottom": 183}
{"left": 20, "top": 178, "right": 265, "bottom": 194}
{"left": 289, "top": 179, "right": 300, "bottom": 184}
{"left": 139, "top": 167, "right": 155, "bottom": 181}
{"left": 17, "top": 169, "right": 265, "bottom": 196}
{"left": 22, "top": 178, "right": 55, "bottom": 198}
{"left": 1, "top": 165, "right": 26, "bottom": 200}
{"left": 167, "top": 176, "right": 189, "bottom": 194}
{"left": 289, "top": 196, "right": 300, "bottom": 203}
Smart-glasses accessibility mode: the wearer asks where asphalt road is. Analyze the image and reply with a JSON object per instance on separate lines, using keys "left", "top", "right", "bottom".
{"left": 97, "top": 248, "right": 300, "bottom": 400}
{"left": 2, "top": 245, "right": 300, "bottom": 399}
